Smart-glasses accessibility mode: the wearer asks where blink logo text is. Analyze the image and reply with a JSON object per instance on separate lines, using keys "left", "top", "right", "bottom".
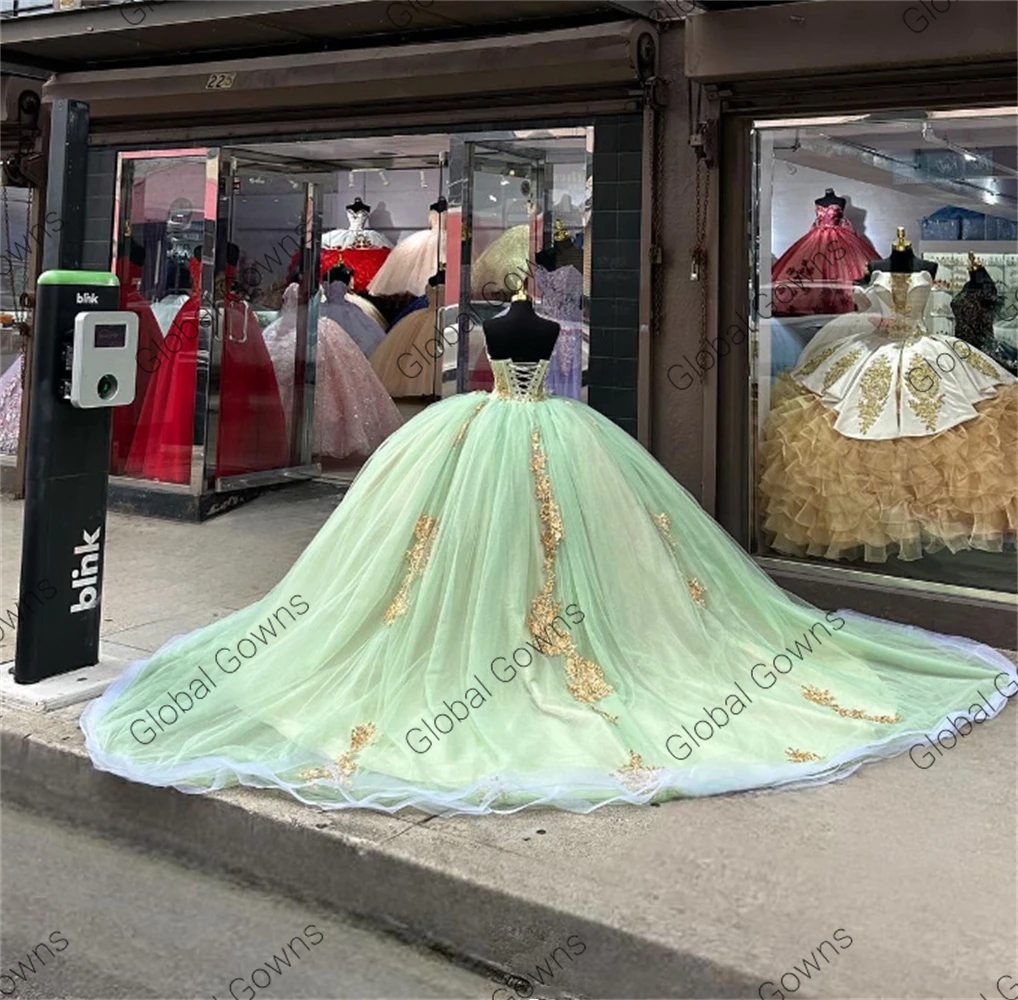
{"left": 70, "top": 528, "right": 102, "bottom": 614}
{"left": 75, "top": 292, "right": 99, "bottom": 305}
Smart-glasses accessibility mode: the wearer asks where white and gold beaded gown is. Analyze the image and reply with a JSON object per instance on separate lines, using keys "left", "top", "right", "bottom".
{"left": 761, "top": 269, "right": 1017, "bottom": 562}
{"left": 81, "top": 353, "right": 1017, "bottom": 814}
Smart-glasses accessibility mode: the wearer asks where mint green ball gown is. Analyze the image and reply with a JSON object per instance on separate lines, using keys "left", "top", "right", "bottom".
{"left": 81, "top": 356, "right": 1017, "bottom": 814}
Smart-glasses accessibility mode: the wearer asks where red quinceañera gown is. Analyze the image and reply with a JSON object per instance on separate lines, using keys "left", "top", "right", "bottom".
{"left": 126, "top": 258, "right": 289, "bottom": 483}
{"left": 111, "top": 259, "right": 165, "bottom": 475}
{"left": 771, "top": 204, "right": 878, "bottom": 318}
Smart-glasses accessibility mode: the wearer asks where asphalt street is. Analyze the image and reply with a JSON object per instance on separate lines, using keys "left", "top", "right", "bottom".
{"left": 0, "top": 802, "right": 495, "bottom": 1000}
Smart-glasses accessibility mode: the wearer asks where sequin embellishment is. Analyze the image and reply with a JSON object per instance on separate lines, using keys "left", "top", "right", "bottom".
{"left": 613, "top": 751, "right": 662, "bottom": 791}
{"left": 687, "top": 578, "right": 706, "bottom": 609}
{"left": 298, "top": 723, "right": 378, "bottom": 783}
{"left": 801, "top": 684, "right": 902, "bottom": 725}
{"left": 454, "top": 399, "right": 489, "bottom": 445}
{"left": 384, "top": 514, "right": 438, "bottom": 625}
{"left": 529, "top": 428, "right": 614, "bottom": 704}
{"left": 904, "top": 356, "right": 946, "bottom": 433}
{"left": 654, "top": 513, "right": 677, "bottom": 550}
{"left": 954, "top": 341, "right": 1001, "bottom": 380}
{"left": 821, "top": 348, "right": 863, "bottom": 393}
{"left": 794, "top": 344, "right": 838, "bottom": 379}
{"left": 785, "top": 747, "right": 821, "bottom": 763}
{"left": 857, "top": 354, "right": 893, "bottom": 434}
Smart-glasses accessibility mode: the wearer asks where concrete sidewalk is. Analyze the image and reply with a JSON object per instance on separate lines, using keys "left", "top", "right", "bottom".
{"left": 2, "top": 489, "right": 1016, "bottom": 999}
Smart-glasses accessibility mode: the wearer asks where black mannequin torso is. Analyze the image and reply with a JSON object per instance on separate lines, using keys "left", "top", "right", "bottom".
{"left": 326, "top": 263, "right": 355, "bottom": 287}
{"left": 815, "top": 187, "right": 846, "bottom": 210}
{"left": 868, "top": 246, "right": 938, "bottom": 279}
{"left": 535, "top": 240, "right": 584, "bottom": 273}
{"left": 483, "top": 300, "right": 560, "bottom": 361}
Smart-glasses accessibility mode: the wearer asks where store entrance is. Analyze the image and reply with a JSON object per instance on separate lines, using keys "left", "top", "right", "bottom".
{"left": 108, "top": 126, "right": 593, "bottom": 512}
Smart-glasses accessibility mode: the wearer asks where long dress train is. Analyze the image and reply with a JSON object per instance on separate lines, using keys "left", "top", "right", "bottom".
{"left": 82, "top": 353, "right": 1016, "bottom": 815}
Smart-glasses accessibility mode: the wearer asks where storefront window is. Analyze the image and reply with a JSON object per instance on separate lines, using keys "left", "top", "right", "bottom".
{"left": 110, "top": 126, "right": 596, "bottom": 500}
{"left": 111, "top": 149, "right": 216, "bottom": 485}
{"left": 751, "top": 108, "right": 1017, "bottom": 593}
{"left": 0, "top": 185, "right": 33, "bottom": 463}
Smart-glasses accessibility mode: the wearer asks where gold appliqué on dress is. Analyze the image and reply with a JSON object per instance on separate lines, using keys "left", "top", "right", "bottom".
{"left": 454, "top": 400, "right": 488, "bottom": 445}
{"left": 384, "top": 514, "right": 439, "bottom": 625}
{"left": 687, "top": 578, "right": 706, "bottom": 609}
{"left": 785, "top": 747, "right": 822, "bottom": 763}
{"left": 529, "top": 428, "right": 614, "bottom": 704}
{"left": 794, "top": 344, "right": 838, "bottom": 379}
{"left": 298, "top": 723, "right": 378, "bottom": 783}
{"left": 857, "top": 354, "right": 893, "bottom": 434}
{"left": 821, "top": 348, "right": 863, "bottom": 393}
{"left": 591, "top": 706, "right": 619, "bottom": 726}
{"left": 565, "top": 653, "right": 614, "bottom": 703}
{"left": 954, "top": 341, "right": 1000, "bottom": 380}
{"left": 889, "top": 272, "right": 911, "bottom": 314}
{"left": 801, "top": 684, "right": 902, "bottom": 725}
{"left": 653, "top": 512, "right": 677, "bottom": 550}
{"left": 904, "top": 356, "right": 946, "bottom": 433}
{"left": 613, "top": 751, "right": 662, "bottom": 791}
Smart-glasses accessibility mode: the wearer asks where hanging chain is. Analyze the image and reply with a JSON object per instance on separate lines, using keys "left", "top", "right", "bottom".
{"left": 687, "top": 80, "right": 712, "bottom": 381}
{"left": 649, "top": 94, "right": 666, "bottom": 342}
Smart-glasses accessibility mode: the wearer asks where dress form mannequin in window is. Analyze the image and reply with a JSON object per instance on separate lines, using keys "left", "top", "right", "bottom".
{"left": 484, "top": 286, "right": 560, "bottom": 363}
{"left": 367, "top": 198, "right": 447, "bottom": 299}
{"left": 952, "top": 252, "right": 1017, "bottom": 376}
{"left": 321, "top": 197, "right": 393, "bottom": 292}
{"left": 815, "top": 187, "right": 846, "bottom": 209}
{"left": 321, "top": 263, "right": 386, "bottom": 356}
{"left": 533, "top": 220, "right": 585, "bottom": 399}
{"left": 369, "top": 266, "right": 447, "bottom": 398}
{"left": 868, "top": 227, "right": 938, "bottom": 279}
{"left": 771, "top": 189, "right": 877, "bottom": 316}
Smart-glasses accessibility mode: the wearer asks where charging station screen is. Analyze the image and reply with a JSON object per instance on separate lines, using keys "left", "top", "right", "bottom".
{"left": 94, "top": 323, "right": 127, "bottom": 349}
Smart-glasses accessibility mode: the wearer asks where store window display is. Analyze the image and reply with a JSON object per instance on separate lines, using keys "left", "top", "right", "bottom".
{"left": 752, "top": 111, "right": 1017, "bottom": 592}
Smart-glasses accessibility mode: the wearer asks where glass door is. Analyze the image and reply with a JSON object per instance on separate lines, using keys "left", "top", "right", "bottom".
{"left": 450, "top": 131, "right": 591, "bottom": 399}
{"left": 110, "top": 148, "right": 219, "bottom": 491}
{"left": 213, "top": 149, "right": 330, "bottom": 490}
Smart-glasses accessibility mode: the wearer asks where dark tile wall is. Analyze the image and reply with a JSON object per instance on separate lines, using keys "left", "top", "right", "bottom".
{"left": 81, "top": 148, "right": 117, "bottom": 272}
{"left": 588, "top": 114, "right": 643, "bottom": 437}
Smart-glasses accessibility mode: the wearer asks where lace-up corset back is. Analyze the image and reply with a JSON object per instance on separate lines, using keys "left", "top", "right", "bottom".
{"left": 490, "top": 358, "right": 550, "bottom": 401}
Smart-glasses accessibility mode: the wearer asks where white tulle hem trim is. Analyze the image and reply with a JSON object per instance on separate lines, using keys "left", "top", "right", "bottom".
{"left": 79, "top": 610, "right": 1017, "bottom": 817}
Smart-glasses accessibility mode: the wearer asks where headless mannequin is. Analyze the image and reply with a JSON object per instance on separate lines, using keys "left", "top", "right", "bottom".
{"left": 815, "top": 187, "right": 846, "bottom": 209}
{"left": 347, "top": 196, "right": 371, "bottom": 214}
{"left": 325, "top": 262, "right": 356, "bottom": 288}
{"left": 951, "top": 256, "right": 997, "bottom": 353}
{"left": 535, "top": 220, "right": 584, "bottom": 272}
{"left": 430, "top": 197, "right": 448, "bottom": 214}
{"left": 868, "top": 228, "right": 938, "bottom": 279}
{"left": 483, "top": 296, "right": 560, "bottom": 362}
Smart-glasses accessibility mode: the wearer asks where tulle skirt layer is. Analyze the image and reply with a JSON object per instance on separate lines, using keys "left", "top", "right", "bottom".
{"left": 759, "top": 375, "right": 1018, "bottom": 562}
{"left": 82, "top": 391, "right": 1017, "bottom": 814}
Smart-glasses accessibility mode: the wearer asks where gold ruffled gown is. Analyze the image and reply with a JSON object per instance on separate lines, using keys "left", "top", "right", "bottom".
{"left": 759, "top": 270, "right": 1017, "bottom": 562}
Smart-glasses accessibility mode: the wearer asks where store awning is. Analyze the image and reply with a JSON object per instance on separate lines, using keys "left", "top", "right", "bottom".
{"left": 41, "top": 18, "right": 657, "bottom": 138}
{"left": 1, "top": 0, "right": 659, "bottom": 73}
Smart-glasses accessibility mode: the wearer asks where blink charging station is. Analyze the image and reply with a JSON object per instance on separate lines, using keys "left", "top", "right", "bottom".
{"left": 14, "top": 270, "right": 138, "bottom": 684}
